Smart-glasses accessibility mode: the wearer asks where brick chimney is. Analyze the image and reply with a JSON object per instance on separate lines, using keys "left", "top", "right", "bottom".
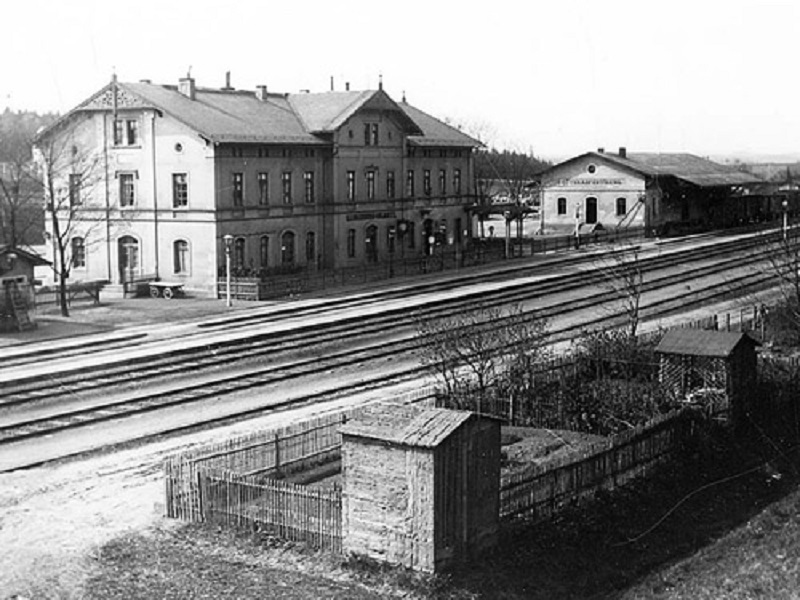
{"left": 178, "top": 76, "right": 196, "bottom": 100}
{"left": 255, "top": 85, "right": 268, "bottom": 101}
{"left": 618, "top": 146, "right": 627, "bottom": 158}
{"left": 597, "top": 147, "right": 605, "bottom": 154}
{"left": 222, "top": 71, "right": 234, "bottom": 91}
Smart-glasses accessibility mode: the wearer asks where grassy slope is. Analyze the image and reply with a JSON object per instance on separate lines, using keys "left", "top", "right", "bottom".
{"left": 78, "top": 438, "right": 799, "bottom": 599}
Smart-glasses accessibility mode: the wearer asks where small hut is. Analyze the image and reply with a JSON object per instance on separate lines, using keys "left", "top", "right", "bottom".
{"left": 0, "top": 246, "right": 49, "bottom": 332}
{"left": 656, "top": 328, "right": 759, "bottom": 426}
{"left": 340, "top": 403, "right": 500, "bottom": 573}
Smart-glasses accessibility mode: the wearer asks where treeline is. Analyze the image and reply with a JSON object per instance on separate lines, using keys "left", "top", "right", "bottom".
{"left": 474, "top": 148, "right": 551, "bottom": 182}
{"left": 0, "top": 109, "right": 58, "bottom": 246}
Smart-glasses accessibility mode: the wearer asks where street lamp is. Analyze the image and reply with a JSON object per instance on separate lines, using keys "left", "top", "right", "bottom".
{"left": 223, "top": 234, "right": 233, "bottom": 307}
{"left": 782, "top": 199, "right": 789, "bottom": 241}
{"left": 503, "top": 211, "right": 512, "bottom": 259}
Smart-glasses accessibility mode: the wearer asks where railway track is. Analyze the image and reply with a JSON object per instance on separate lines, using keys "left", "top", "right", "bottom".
{"left": 0, "top": 229, "right": 781, "bottom": 402}
{"left": 0, "top": 243, "right": 777, "bottom": 451}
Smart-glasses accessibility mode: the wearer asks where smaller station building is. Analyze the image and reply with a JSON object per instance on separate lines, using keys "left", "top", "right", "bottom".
{"left": 537, "top": 148, "right": 763, "bottom": 235}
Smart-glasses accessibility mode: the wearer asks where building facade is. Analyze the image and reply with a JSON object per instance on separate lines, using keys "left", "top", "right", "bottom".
{"left": 36, "top": 76, "right": 479, "bottom": 296}
{"left": 538, "top": 148, "right": 762, "bottom": 235}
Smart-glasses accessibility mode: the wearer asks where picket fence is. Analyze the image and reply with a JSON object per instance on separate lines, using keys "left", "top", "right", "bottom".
{"left": 164, "top": 386, "right": 436, "bottom": 524}
{"left": 198, "top": 469, "right": 343, "bottom": 551}
{"left": 500, "top": 408, "right": 697, "bottom": 523}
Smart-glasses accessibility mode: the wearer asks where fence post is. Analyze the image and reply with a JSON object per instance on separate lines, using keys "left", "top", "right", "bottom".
{"left": 275, "top": 433, "right": 281, "bottom": 477}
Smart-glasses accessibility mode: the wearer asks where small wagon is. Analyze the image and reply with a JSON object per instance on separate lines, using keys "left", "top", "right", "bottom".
{"left": 148, "top": 281, "right": 185, "bottom": 300}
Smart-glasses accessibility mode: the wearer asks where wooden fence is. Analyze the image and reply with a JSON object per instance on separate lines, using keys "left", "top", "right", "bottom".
{"left": 198, "top": 469, "right": 342, "bottom": 551}
{"left": 165, "top": 386, "right": 436, "bottom": 522}
{"left": 500, "top": 408, "right": 697, "bottom": 523}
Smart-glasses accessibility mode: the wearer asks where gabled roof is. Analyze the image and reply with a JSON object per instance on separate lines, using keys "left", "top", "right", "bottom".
{"left": 340, "top": 402, "right": 473, "bottom": 448}
{"left": 0, "top": 245, "right": 50, "bottom": 266}
{"left": 288, "top": 89, "right": 423, "bottom": 136}
{"left": 656, "top": 328, "right": 759, "bottom": 358}
{"left": 399, "top": 101, "right": 482, "bottom": 148}
{"left": 542, "top": 151, "right": 762, "bottom": 188}
{"left": 124, "top": 83, "right": 325, "bottom": 144}
{"left": 39, "top": 80, "right": 479, "bottom": 149}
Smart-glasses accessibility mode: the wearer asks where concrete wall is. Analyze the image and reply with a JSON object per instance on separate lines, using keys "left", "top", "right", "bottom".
{"left": 342, "top": 438, "right": 436, "bottom": 571}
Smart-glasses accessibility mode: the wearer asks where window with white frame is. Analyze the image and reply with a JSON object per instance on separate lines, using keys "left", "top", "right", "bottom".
{"left": 113, "top": 118, "right": 139, "bottom": 146}
{"left": 233, "top": 173, "right": 244, "bottom": 207}
{"left": 71, "top": 237, "right": 86, "bottom": 268}
{"left": 347, "top": 171, "right": 356, "bottom": 201}
{"left": 172, "top": 173, "right": 188, "bottom": 208}
{"left": 69, "top": 174, "right": 82, "bottom": 207}
{"left": 282, "top": 172, "right": 292, "bottom": 204}
{"left": 119, "top": 172, "right": 136, "bottom": 207}
{"left": 366, "top": 170, "right": 375, "bottom": 200}
{"left": 258, "top": 172, "right": 269, "bottom": 205}
{"left": 304, "top": 171, "right": 315, "bottom": 204}
{"left": 173, "top": 239, "right": 189, "bottom": 274}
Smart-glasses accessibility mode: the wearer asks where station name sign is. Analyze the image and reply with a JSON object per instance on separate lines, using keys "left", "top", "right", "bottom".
{"left": 564, "top": 178, "right": 624, "bottom": 186}
{"left": 346, "top": 211, "right": 397, "bottom": 221}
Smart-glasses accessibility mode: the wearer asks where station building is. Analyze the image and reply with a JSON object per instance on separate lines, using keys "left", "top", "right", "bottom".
{"left": 36, "top": 76, "right": 480, "bottom": 297}
{"left": 537, "top": 148, "right": 762, "bottom": 235}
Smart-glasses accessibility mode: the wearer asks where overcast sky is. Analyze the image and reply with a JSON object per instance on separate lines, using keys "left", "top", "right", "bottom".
{"left": 2, "top": 0, "right": 798, "bottom": 160}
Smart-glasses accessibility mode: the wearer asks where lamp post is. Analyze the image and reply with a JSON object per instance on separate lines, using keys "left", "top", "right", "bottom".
{"left": 782, "top": 199, "right": 789, "bottom": 241}
{"left": 223, "top": 234, "right": 233, "bottom": 307}
{"left": 503, "top": 211, "right": 511, "bottom": 259}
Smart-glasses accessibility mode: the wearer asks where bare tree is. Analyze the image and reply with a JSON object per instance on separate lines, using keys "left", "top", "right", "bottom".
{"left": 416, "top": 304, "right": 549, "bottom": 413}
{"left": 36, "top": 133, "right": 104, "bottom": 316}
{"left": 759, "top": 229, "right": 800, "bottom": 339}
{"left": 594, "top": 242, "right": 646, "bottom": 339}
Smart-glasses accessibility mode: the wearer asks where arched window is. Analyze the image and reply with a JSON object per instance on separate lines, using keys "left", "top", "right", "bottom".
{"left": 305, "top": 231, "right": 316, "bottom": 263}
{"left": 260, "top": 235, "right": 269, "bottom": 268}
{"left": 173, "top": 239, "right": 189, "bottom": 274}
{"left": 234, "top": 237, "right": 246, "bottom": 270}
{"left": 71, "top": 237, "right": 86, "bottom": 268}
{"left": 281, "top": 231, "right": 295, "bottom": 265}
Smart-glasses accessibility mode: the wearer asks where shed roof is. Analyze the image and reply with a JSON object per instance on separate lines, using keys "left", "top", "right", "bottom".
{"left": 0, "top": 245, "right": 50, "bottom": 266}
{"left": 340, "top": 403, "right": 474, "bottom": 448}
{"left": 656, "top": 328, "right": 759, "bottom": 358}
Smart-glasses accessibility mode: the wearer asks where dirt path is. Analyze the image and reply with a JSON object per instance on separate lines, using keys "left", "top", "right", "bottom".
{"left": 0, "top": 397, "right": 367, "bottom": 598}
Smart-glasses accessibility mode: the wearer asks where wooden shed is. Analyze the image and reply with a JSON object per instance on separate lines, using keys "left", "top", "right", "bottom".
{"left": 656, "top": 328, "right": 759, "bottom": 426}
{"left": 0, "top": 246, "right": 49, "bottom": 332}
{"left": 340, "top": 403, "right": 501, "bottom": 573}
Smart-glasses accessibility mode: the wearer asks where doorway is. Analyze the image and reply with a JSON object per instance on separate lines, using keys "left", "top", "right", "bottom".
{"left": 585, "top": 197, "right": 598, "bottom": 224}
{"left": 118, "top": 236, "right": 139, "bottom": 284}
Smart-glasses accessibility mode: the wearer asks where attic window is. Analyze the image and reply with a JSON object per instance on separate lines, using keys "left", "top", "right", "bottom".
{"left": 587, "top": 164, "right": 597, "bottom": 174}
{"left": 174, "top": 143, "right": 183, "bottom": 153}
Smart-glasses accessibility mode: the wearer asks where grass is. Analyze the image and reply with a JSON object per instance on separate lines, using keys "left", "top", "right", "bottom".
{"left": 81, "top": 424, "right": 800, "bottom": 599}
